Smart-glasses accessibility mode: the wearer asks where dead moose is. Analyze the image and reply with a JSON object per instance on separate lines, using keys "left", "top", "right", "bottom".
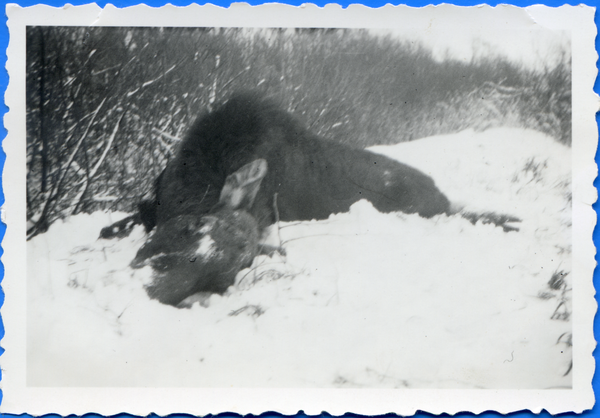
{"left": 130, "top": 159, "right": 271, "bottom": 308}
{"left": 102, "top": 93, "right": 519, "bottom": 306}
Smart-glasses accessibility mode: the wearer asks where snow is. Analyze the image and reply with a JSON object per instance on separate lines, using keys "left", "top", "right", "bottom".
{"left": 27, "top": 128, "right": 572, "bottom": 389}
{"left": 196, "top": 234, "right": 217, "bottom": 257}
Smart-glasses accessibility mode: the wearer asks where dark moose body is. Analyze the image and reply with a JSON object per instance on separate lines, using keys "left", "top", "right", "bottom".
{"left": 145, "top": 93, "right": 452, "bottom": 234}
{"left": 109, "top": 93, "right": 518, "bottom": 307}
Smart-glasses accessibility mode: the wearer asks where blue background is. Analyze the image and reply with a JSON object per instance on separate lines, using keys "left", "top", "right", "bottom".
{"left": 0, "top": 0, "right": 596, "bottom": 417}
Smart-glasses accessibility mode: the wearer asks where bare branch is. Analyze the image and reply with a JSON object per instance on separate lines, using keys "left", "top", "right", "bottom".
{"left": 152, "top": 127, "right": 182, "bottom": 143}
{"left": 90, "top": 112, "right": 125, "bottom": 179}
{"left": 27, "top": 98, "right": 106, "bottom": 238}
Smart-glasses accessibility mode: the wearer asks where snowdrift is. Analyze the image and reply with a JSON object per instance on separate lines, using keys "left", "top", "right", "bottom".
{"left": 27, "top": 128, "right": 572, "bottom": 388}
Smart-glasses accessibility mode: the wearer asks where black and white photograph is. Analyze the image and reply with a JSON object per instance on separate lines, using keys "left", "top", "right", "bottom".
{"left": 3, "top": 3, "right": 597, "bottom": 416}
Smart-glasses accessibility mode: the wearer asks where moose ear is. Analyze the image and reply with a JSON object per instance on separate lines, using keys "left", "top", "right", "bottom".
{"left": 219, "top": 159, "right": 268, "bottom": 209}
{"left": 241, "top": 158, "right": 268, "bottom": 184}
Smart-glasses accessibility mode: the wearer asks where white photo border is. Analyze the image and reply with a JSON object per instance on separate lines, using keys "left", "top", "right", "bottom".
{"left": 3, "top": 3, "right": 597, "bottom": 416}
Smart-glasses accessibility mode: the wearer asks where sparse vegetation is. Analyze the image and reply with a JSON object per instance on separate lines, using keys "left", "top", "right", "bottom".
{"left": 512, "top": 157, "right": 549, "bottom": 186}
{"left": 539, "top": 269, "right": 572, "bottom": 322}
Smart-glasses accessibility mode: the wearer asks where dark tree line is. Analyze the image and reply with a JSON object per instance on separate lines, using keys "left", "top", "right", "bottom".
{"left": 26, "top": 26, "right": 571, "bottom": 238}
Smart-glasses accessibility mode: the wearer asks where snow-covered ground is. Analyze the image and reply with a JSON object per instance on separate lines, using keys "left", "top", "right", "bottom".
{"left": 27, "top": 128, "right": 572, "bottom": 388}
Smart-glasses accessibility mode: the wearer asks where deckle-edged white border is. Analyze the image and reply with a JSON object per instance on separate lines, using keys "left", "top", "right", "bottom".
{"left": 2, "top": 3, "right": 597, "bottom": 415}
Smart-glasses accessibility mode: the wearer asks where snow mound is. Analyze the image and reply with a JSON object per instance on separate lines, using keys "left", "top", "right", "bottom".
{"left": 27, "top": 128, "right": 572, "bottom": 388}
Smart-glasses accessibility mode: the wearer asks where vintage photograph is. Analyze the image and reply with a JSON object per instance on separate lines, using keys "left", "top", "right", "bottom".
{"left": 25, "top": 24, "right": 574, "bottom": 386}
{"left": 3, "top": 3, "right": 596, "bottom": 415}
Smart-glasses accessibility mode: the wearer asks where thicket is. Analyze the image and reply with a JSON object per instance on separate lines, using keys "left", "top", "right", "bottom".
{"left": 26, "top": 26, "right": 571, "bottom": 237}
